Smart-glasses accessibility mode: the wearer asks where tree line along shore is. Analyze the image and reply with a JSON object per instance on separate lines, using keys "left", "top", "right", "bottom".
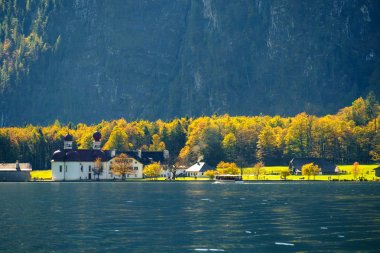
{"left": 1, "top": 95, "right": 380, "bottom": 173}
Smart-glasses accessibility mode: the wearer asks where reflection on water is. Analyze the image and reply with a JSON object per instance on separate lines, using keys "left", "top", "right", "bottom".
{"left": 0, "top": 182, "right": 380, "bottom": 252}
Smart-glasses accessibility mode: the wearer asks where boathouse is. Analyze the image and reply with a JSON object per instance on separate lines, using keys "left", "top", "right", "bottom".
{"left": 289, "top": 158, "right": 337, "bottom": 175}
{"left": 0, "top": 161, "right": 32, "bottom": 181}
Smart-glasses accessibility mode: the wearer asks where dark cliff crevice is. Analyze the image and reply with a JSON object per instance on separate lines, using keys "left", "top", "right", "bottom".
{"left": 167, "top": 0, "right": 192, "bottom": 119}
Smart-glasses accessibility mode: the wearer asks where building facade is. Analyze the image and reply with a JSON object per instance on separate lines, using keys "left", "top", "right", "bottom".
{"left": 185, "top": 162, "right": 214, "bottom": 177}
{"left": 289, "top": 158, "right": 337, "bottom": 175}
{"left": 51, "top": 132, "right": 168, "bottom": 181}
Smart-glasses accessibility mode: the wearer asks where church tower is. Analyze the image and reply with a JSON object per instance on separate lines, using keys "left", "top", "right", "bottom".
{"left": 93, "top": 131, "right": 102, "bottom": 150}
{"left": 63, "top": 134, "right": 73, "bottom": 150}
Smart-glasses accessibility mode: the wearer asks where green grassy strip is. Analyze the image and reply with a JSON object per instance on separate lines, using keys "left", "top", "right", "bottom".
{"left": 31, "top": 164, "right": 379, "bottom": 181}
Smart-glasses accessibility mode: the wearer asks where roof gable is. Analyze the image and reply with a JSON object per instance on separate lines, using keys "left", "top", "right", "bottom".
{"left": 52, "top": 149, "right": 111, "bottom": 162}
{"left": 52, "top": 149, "right": 167, "bottom": 165}
{"left": 118, "top": 151, "right": 166, "bottom": 165}
{"left": 186, "top": 162, "right": 214, "bottom": 172}
{"left": 289, "top": 158, "right": 336, "bottom": 173}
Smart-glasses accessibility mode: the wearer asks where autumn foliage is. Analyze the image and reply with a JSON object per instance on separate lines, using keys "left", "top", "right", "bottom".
{"left": 111, "top": 153, "right": 134, "bottom": 180}
{"left": 0, "top": 96, "right": 379, "bottom": 170}
{"left": 302, "top": 163, "right": 321, "bottom": 180}
{"left": 216, "top": 162, "right": 240, "bottom": 175}
{"left": 143, "top": 162, "right": 162, "bottom": 179}
{"left": 204, "top": 170, "right": 217, "bottom": 179}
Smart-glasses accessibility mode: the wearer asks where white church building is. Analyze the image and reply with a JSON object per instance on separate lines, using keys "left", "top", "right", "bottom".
{"left": 51, "top": 132, "right": 169, "bottom": 181}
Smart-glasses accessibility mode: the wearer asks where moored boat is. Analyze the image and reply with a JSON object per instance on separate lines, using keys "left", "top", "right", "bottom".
{"left": 214, "top": 174, "right": 244, "bottom": 183}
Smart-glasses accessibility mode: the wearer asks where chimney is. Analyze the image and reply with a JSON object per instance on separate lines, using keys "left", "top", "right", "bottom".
{"left": 138, "top": 149, "right": 142, "bottom": 158}
{"left": 163, "top": 150, "right": 169, "bottom": 160}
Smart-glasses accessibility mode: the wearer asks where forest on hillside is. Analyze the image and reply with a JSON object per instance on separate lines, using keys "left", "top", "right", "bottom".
{"left": 0, "top": 0, "right": 59, "bottom": 90}
{"left": 1, "top": 0, "right": 379, "bottom": 125}
{"left": 0, "top": 95, "right": 379, "bottom": 170}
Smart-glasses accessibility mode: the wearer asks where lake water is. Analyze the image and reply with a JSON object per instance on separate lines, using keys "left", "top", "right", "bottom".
{"left": 0, "top": 182, "right": 380, "bottom": 252}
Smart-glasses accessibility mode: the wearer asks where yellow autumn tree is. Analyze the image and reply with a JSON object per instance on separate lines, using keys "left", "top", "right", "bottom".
{"left": 256, "top": 126, "right": 277, "bottom": 165}
{"left": 285, "top": 113, "right": 315, "bottom": 158}
{"left": 222, "top": 132, "right": 237, "bottom": 162}
{"left": 143, "top": 162, "right": 162, "bottom": 180}
{"left": 103, "top": 126, "right": 129, "bottom": 150}
{"left": 302, "top": 163, "right": 321, "bottom": 180}
{"left": 204, "top": 170, "right": 217, "bottom": 179}
{"left": 149, "top": 134, "right": 166, "bottom": 151}
{"left": 216, "top": 161, "right": 240, "bottom": 175}
{"left": 252, "top": 161, "right": 265, "bottom": 180}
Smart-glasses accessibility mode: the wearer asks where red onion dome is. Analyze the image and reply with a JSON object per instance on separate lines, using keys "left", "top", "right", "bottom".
{"left": 93, "top": 131, "right": 102, "bottom": 141}
{"left": 64, "top": 134, "right": 73, "bottom": 141}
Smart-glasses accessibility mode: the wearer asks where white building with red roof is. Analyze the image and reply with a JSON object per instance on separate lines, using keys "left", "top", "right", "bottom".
{"left": 51, "top": 132, "right": 169, "bottom": 181}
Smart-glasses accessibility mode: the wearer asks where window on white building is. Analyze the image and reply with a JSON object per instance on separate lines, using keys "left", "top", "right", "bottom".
{"left": 81, "top": 165, "right": 83, "bottom": 172}
{"left": 89, "top": 165, "right": 91, "bottom": 172}
{"left": 134, "top": 167, "right": 138, "bottom": 170}
{"left": 59, "top": 165, "right": 62, "bottom": 172}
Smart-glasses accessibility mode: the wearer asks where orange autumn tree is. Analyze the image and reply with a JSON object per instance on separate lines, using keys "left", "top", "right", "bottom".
{"left": 93, "top": 157, "right": 103, "bottom": 180}
{"left": 352, "top": 162, "right": 361, "bottom": 180}
{"left": 111, "top": 154, "right": 133, "bottom": 180}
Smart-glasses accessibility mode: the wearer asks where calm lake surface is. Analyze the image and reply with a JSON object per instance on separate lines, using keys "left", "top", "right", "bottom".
{"left": 1, "top": 182, "right": 380, "bottom": 252}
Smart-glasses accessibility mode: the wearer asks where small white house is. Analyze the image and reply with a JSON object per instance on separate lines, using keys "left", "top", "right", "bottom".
{"left": 51, "top": 132, "right": 168, "bottom": 181}
{"left": 185, "top": 162, "right": 214, "bottom": 177}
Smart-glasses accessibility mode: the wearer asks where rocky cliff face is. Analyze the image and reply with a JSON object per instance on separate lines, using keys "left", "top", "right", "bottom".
{"left": 1, "top": 0, "right": 379, "bottom": 125}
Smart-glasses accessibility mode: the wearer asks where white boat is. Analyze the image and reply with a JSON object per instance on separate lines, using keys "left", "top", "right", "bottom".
{"left": 214, "top": 174, "right": 244, "bottom": 183}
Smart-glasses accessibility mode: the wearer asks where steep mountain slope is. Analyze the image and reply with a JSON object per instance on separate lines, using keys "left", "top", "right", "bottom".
{"left": 0, "top": 0, "right": 379, "bottom": 125}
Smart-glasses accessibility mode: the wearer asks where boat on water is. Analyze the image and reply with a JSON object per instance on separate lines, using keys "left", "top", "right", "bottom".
{"left": 214, "top": 174, "right": 244, "bottom": 183}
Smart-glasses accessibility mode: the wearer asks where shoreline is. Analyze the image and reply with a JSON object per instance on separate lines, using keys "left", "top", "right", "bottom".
{"left": 26, "top": 178, "right": 380, "bottom": 183}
